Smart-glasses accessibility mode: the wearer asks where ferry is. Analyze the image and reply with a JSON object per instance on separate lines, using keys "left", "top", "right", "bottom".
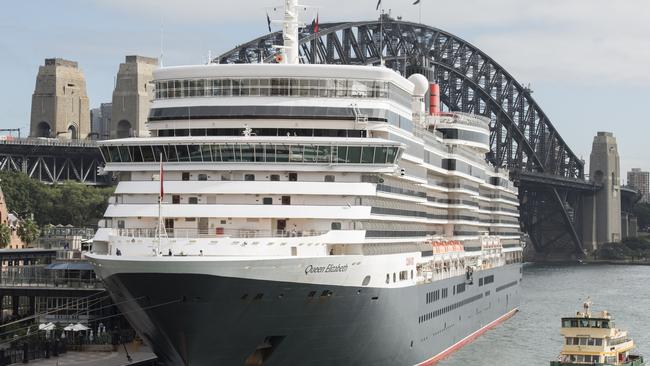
{"left": 551, "top": 300, "right": 645, "bottom": 366}
{"left": 86, "top": 0, "right": 524, "bottom": 364}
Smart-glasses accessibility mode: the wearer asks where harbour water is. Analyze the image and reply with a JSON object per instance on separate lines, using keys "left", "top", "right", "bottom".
{"left": 439, "top": 263, "right": 650, "bottom": 366}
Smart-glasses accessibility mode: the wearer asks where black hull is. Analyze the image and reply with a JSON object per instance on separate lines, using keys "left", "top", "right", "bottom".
{"left": 103, "top": 264, "right": 522, "bottom": 365}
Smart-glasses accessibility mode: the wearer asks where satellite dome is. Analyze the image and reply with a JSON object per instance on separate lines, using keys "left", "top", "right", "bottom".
{"left": 408, "top": 73, "right": 429, "bottom": 97}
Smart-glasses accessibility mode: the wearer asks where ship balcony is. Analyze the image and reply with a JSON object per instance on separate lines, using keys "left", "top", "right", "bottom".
{"left": 93, "top": 228, "right": 368, "bottom": 258}
{"left": 116, "top": 227, "right": 328, "bottom": 239}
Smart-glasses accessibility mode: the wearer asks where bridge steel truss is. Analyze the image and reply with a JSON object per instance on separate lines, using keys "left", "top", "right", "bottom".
{"left": 0, "top": 140, "right": 109, "bottom": 185}
{"left": 218, "top": 18, "right": 589, "bottom": 255}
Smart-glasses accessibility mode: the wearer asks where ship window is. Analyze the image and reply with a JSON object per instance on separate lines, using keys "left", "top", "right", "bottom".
{"left": 182, "top": 172, "right": 190, "bottom": 181}
{"left": 220, "top": 173, "right": 231, "bottom": 181}
{"left": 385, "top": 274, "right": 390, "bottom": 284}
{"left": 288, "top": 172, "right": 298, "bottom": 181}
{"left": 244, "top": 174, "right": 255, "bottom": 181}
{"left": 346, "top": 147, "right": 362, "bottom": 164}
{"left": 263, "top": 197, "right": 273, "bottom": 205}
{"left": 270, "top": 174, "right": 280, "bottom": 181}
{"left": 281, "top": 196, "right": 291, "bottom": 205}
{"left": 361, "top": 146, "right": 375, "bottom": 164}
{"left": 188, "top": 197, "right": 198, "bottom": 204}
{"left": 117, "top": 220, "right": 125, "bottom": 229}
{"left": 172, "top": 195, "right": 180, "bottom": 204}
{"left": 198, "top": 174, "right": 208, "bottom": 181}
{"left": 330, "top": 222, "right": 341, "bottom": 230}
{"left": 324, "top": 175, "right": 335, "bottom": 182}
{"left": 392, "top": 273, "right": 396, "bottom": 283}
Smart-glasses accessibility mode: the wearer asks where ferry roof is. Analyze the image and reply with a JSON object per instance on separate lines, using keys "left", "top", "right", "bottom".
{"left": 154, "top": 63, "right": 415, "bottom": 93}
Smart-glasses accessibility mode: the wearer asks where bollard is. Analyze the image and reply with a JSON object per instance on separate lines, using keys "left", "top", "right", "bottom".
{"left": 22, "top": 343, "right": 28, "bottom": 364}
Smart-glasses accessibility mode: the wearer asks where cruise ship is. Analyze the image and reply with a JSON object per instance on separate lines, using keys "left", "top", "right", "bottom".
{"left": 87, "top": 1, "right": 524, "bottom": 365}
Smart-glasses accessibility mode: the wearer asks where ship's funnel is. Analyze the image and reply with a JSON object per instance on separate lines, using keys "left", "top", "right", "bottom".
{"left": 429, "top": 83, "right": 440, "bottom": 115}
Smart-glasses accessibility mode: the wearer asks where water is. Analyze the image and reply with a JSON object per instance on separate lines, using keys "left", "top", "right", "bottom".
{"left": 438, "top": 263, "right": 650, "bottom": 366}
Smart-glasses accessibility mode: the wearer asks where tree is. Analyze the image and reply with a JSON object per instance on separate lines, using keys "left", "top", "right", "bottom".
{"left": 0, "top": 171, "right": 115, "bottom": 227}
{"left": 17, "top": 218, "right": 39, "bottom": 246}
{"left": 0, "top": 224, "right": 11, "bottom": 248}
{"left": 632, "top": 203, "right": 650, "bottom": 231}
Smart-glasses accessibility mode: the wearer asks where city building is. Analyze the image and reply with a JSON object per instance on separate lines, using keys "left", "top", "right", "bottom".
{"left": 627, "top": 168, "right": 649, "bottom": 203}
{"left": 29, "top": 58, "right": 90, "bottom": 139}
{"left": 110, "top": 55, "right": 157, "bottom": 138}
{"left": 90, "top": 103, "right": 112, "bottom": 140}
{"left": 0, "top": 186, "right": 26, "bottom": 249}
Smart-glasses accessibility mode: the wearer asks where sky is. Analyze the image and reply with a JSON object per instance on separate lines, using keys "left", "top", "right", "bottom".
{"left": 0, "top": 0, "right": 648, "bottom": 178}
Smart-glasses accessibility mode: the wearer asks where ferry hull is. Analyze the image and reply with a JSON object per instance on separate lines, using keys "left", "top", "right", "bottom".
{"left": 99, "top": 262, "right": 522, "bottom": 366}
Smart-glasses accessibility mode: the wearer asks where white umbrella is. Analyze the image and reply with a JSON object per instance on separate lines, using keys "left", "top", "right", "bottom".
{"left": 39, "top": 323, "right": 56, "bottom": 331}
{"left": 72, "top": 323, "right": 89, "bottom": 332}
{"left": 63, "top": 324, "right": 75, "bottom": 331}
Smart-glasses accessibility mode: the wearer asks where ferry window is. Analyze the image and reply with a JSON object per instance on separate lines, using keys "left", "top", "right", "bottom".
{"left": 177, "top": 145, "right": 190, "bottom": 162}
{"left": 281, "top": 196, "right": 291, "bottom": 205}
{"left": 263, "top": 197, "right": 273, "bottom": 205}
{"left": 182, "top": 172, "right": 190, "bottom": 181}
{"left": 331, "top": 222, "right": 342, "bottom": 230}
{"left": 288, "top": 173, "right": 298, "bottom": 181}
{"left": 117, "top": 220, "right": 125, "bottom": 229}
{"left": 578, "top": 338, "right": 588, "bottom": 346}
{"left": 172, "top": 195, "right": 180, "bottom": 204}
{"left": 244, "top": 174, "right": 255, "bottom": 181}
{"left": 570, "top": 320, "right": 578, "bottom": 327}
{"left": 386, "top": 147, "right": 398, "bottom": 163}
{"left": 324, "top": 175, "right": 335, "bottom": 182}
{"left": 270, "top": 174, "right": 280, "bottom": 181}
{"left": 188, "top": 197, "right": 198, "bottom": 204}
{"left": 562, "top": 320, "right": 572, "bottom": 328}
{"left": 198, "top": 174, "right": 208, "bottom": 181}
{"left": 399, "top": 271, "right": 408, "bottom": 281}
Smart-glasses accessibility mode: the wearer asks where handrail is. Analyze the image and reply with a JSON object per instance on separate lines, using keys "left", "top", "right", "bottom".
{"left": 114, "top": 228, "right": 328, "bottom": 239}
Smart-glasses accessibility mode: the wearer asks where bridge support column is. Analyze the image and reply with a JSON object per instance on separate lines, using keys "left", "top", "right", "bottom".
{"left": 581, "top": 193, "right": 597, "bottom": 252}
{"left": 583, "top": 132, "right": 622, "bottom": 248}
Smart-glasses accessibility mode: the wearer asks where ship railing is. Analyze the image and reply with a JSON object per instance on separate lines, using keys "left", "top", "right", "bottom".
{"left": 114, "top": 228, "right": 328, "bottom": 239}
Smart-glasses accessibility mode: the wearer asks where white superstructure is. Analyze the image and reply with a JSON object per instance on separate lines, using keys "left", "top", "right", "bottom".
{"left": 90, "top": 59, "right": 522, "bottom": 287}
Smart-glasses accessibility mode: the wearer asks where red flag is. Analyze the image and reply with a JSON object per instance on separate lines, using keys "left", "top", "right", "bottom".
{"left": 159, "top": 153, "right": 164, "bottom": 199}
{"left": 314, "top": 13, "right": 319, "bottom": 33}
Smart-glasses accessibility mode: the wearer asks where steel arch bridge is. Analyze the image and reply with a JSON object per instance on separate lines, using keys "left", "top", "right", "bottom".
{"left": 217, "top": 16, "right": 593, "bottom": 256}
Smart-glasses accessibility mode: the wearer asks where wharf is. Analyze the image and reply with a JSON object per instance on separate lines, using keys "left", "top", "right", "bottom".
{"left": 9, "top": 345, "right": 157, "bottom": 366}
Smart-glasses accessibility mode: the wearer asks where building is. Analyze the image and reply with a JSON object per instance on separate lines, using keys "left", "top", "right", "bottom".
{"left": 627, "top": 168, "right": 649, "bottom": 204}
{"left": 90, "top": 103, "right": 112, "bottom": 140}
{"left": 30, "top": 58, "right": 90, "bottom": 139}
{"left": 0, "top": 187, "right": 25, "bottom": 249}
{"left": 110, "top": 55, "right": 157, "bottom": 138}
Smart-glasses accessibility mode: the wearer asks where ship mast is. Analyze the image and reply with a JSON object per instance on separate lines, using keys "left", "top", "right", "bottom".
{"left": 282, "top": 0, "right": 300, "bottom": 64}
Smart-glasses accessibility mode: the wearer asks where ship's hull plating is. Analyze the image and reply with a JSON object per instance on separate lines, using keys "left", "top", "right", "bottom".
{"left": 102, "top": 263, "right": 521, "bottom": 366}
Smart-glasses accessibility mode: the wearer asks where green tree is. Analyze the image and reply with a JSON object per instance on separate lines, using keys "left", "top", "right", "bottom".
{"left": 0, "top": 224, "right": 11, "bottom": 248}
{"left": 0, "top": 171, "right": 115, "bottom": 227}
{"left": 17, "top": 218, "right": 39, "bottom": 246}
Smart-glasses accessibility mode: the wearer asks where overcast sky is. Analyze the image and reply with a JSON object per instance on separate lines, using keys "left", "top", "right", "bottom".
{"left": 1, "top": 0, "right": 648, "bottom": 178}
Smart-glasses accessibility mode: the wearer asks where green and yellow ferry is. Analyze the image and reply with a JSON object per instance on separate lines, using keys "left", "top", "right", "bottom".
{"left": 551, "top": 300, "right": 644, "bottom": 366}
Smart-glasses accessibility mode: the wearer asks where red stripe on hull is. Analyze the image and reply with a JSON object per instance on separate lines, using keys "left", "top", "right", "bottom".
{"left": 415, "top": 308, "right": 519, "bottom": 366}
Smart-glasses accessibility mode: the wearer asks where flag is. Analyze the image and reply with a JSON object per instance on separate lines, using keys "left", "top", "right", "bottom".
{"left": 376, "top": 0, "right": 381, "bottom": 10}
{"left": 314, "top": 13, "right": 319, "bottom": 33}
{"left": 266, "top": 12, "right": 272, "bottom": 32}
{"left": 159, "top": 153, "right": 164, "bottom": 199}
{"left": 413, "top": 0, "right": 421, "bottom": 4}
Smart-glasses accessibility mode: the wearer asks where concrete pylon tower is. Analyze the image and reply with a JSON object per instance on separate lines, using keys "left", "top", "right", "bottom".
{"left": 583, "top": 132, "right": 622, "bottom": 247}
{"left": 110, "top": 56, "right": 157, "bottom": 138}
{"left": 30, "top": 58, "right": 90, "bottom": 139}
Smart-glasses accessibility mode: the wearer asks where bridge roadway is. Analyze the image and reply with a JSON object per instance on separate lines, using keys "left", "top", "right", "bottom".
{"left": 0, "top": 138, "right": 108, "bottom": 185}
